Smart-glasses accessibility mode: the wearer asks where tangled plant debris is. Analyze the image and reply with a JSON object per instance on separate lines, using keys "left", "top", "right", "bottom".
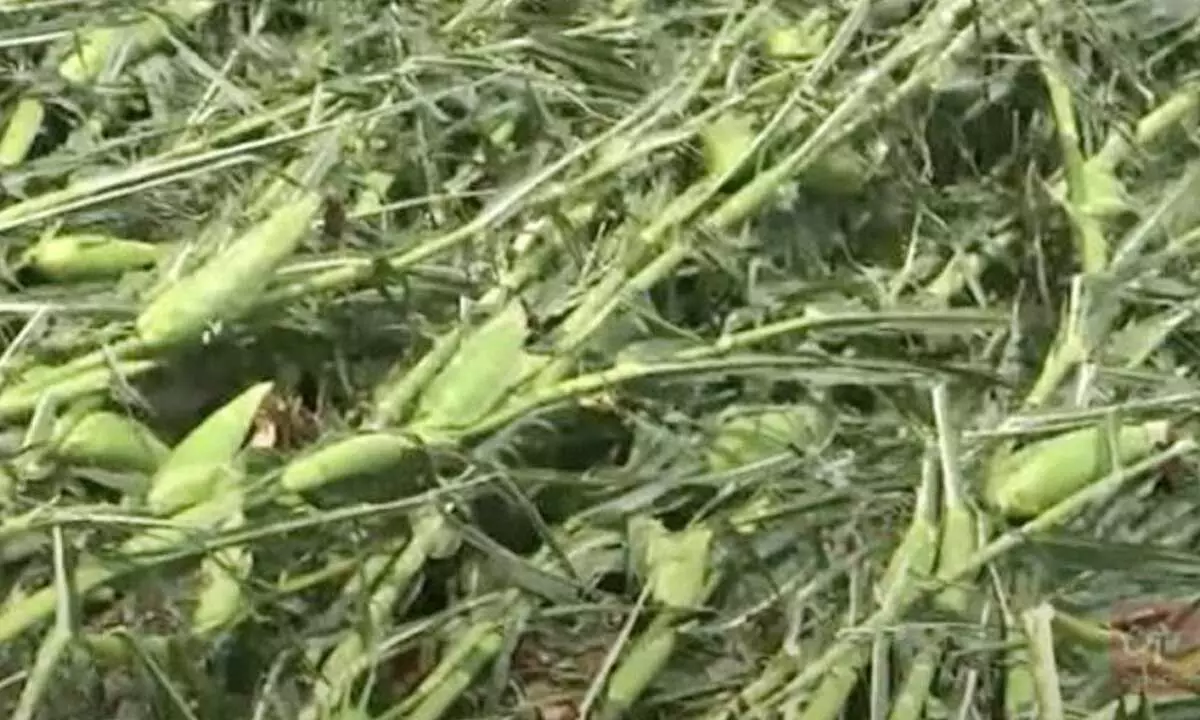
{"left": 2, "top": 0, "right": 1200, "bottom": 718}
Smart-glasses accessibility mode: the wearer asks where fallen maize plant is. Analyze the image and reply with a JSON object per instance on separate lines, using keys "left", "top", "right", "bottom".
{"left": 2, "top": 0, "right": 1200, "bottom": 718}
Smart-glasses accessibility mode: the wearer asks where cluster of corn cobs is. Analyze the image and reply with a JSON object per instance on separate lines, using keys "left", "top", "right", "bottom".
{"left": 3, "top": 0, "right": 1200, "bottom": 719}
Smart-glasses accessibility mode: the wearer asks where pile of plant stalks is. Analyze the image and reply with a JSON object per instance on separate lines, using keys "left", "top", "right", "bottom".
{"left": 2, "top": 0, "right": 1200, "bottom": 718}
